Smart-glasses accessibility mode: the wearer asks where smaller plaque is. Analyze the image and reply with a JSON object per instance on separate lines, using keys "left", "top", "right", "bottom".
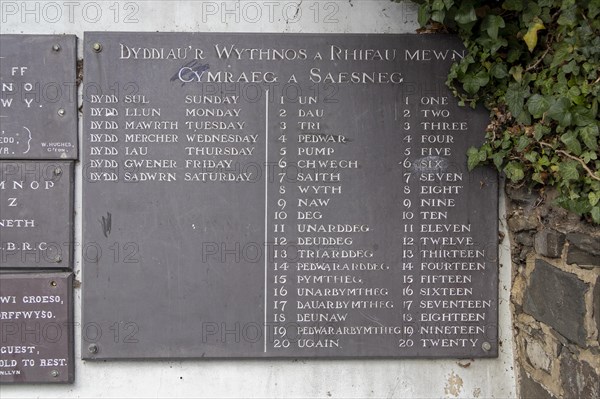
{"left": 0, "top": 273, "right": 74, "bottom": 383}
{"left": 0, "top": 161, "right": 74, "bottom": 269}
{"left": 0, "top": 35, "right": 77, "bottom": 160}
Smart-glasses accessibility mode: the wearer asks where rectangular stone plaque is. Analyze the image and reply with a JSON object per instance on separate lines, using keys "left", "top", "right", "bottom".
{"left": 82, "top": 32, "right": 498, "bottom": 359}
{"left": 0, "top": 35, "right": 77, "bottom": 160}
{"left": 0, "top": 272, "right": 73, "bottom": 383}
{"left": 0, "top": 161, "right": 74, "bottom": 269}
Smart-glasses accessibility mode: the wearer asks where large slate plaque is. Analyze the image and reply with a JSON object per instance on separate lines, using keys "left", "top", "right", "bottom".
{"left": 0, "top": 35, "right": 77, "bottom": 159}
{"left": 0, "top": 161, "right": 74, "bottom": 269}
{"left": 0, "top": 273, "right": 74, "bottom": 383}
{"left": 82, "top": 32, "right": 498, "bottom": 359}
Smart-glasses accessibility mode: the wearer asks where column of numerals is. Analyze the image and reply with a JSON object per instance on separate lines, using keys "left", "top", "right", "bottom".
{"left": 272, "top": 98, "right": 290, "bottom": 349}
{"left": 399, "top": 96, "right": 416, "bottom": 346}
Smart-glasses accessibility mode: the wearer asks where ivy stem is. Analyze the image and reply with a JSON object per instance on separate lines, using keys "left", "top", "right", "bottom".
{"left": 525, "top": 43, "right": 552, "bottom": 72}
{"left": 540, "top": 142, "right": 600, "bottom": 182}
{"left": 556, "top": 150, "right": 600, "bottom": 182}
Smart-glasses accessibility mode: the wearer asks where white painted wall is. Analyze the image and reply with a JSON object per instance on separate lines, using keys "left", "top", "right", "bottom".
{"left": 0, "top": 1, "right": 516, "bottom": 397}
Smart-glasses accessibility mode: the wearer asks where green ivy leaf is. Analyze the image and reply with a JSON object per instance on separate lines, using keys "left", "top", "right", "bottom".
{"left": 581, "top": 151, "right": 598, "bottom": 163}
{"left": 592, "top": 100, "right": 598, "bottom": 120}
{"left": 537, "top": 0, "right": 555, "bottom": 7}
{"left": 432, "top": 0, "right": 445, "bottom": 11}
{"left": 463, "top": 70, "right": 490, "bottom": 95}
{"left": 454, "top": 4, "right": 477, "bottom": 25}
{"left": 551, "top": 44, "right": 574, "bottom": 68}
{"left": 467, "top": 147, "right": 483, "bottom": 170}
{"left": 522, "top": 3, "right": 543, "bottom": 25}
{"left": 517, "top": 135, "right": 532, "bottom": 152}
{"left": 516, "top": 109, "right": 532, "bottom": 125}
{"left": 567, "top": 85, "right": 581, "bottom": 99}
{"left": 505, "top": 83, "right": 528, "bottom": 117}
{"left": 557, "top": 6, "right": 578, "bottom": 27}
{"left": 491, "top": 152, "right": 506, "bottom": 169}
{"left": 510, "top": 65, "right": 523, "bottom": 82}
{"left": 503, "top": 0, "right": 524, "bottom": 11}
{"left": 580, "top": 124, "right": 599, "bottom": 151}
{"left": 547, "top": 97, "right": 572, "bottom": 126}
{"left": 431, "top": 10, "right": 446, "bottom": 23}
{"left": 504, "top": 162, "right": 525, "bottom": 182}
{"left": 490, "top": 63, "right": 508, "bottom": 79}
{"left": 475, "top": 35, "right": 508, "bottom": 55}
{"left": 418, "top": 5, "right": 430, "bottom": 27}
{"left": 482, "top": 15, "right": 505, "bottom": 40}
{"left": 559, "top": 197, "right": 593, "bottom": 215}
{"left": 573, "top": 108, "right": 595, "bottom": 127}
{"left": 527, "top": 94, "right": 550, "bottom": 117}
{"left": 590, "top": 0, "right": 600, "bottom": 19}
{"left": 559, "top": 196, "right": 593, "bottom": 215}
{"left": 534, "top": 124, "right": 550, "bottom": 140}
{"left": 592, "top": 206, "right": 600, "bottom": 224}
{"left": 538, "top": 155, "right": 551, "bottom": 167}
{"left": 507, "top": 46, "right": 523, "bottom": 63}
{"left": 563, "top": 60, "right": 579, "bottom": 75}
{"left": 556, "top": 0, "right": 573, "bottom": 9}
{"left": 561, "top": 131, "right": 583, "bottom": 155}
{"left": 559, "top": 160, "right": 580, "bottom": 182}
{"left": 524, "top": 151, "right": 539, "bottom": 163}
{"left": 590, "top": 192, "right": 600, "bottom": 207}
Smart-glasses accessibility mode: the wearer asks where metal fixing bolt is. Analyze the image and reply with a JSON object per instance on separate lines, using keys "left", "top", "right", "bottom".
{"left": 482, "top": 342, "right": 492, "bottom": 352}
{"left": 54, "top": 167, "right": 62, "bottom": 176}
{"left": 92, "top": 42, "right": 102, "bottom": 53}
{"left": 88, "top": 344, "right": 99, "bottom": 354}
{"left": 51, "top": 369, "right": 59, "bottom": 378}
{"left": 54, "top": 255, "right": 62, "bottom": 263}
{"left": 52, "top": 44, "right": 61, "bottom": 52}
{"left": 57, "top": 108, "right": 66, "bottom": 117}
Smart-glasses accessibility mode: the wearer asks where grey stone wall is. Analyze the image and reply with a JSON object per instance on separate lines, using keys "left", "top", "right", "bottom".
{"left": 506, "top": 185, "right": 600, "bottom": 398}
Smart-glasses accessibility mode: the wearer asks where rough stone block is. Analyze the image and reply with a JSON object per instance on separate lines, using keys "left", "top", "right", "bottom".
{"left": 517, "top": 231, "right": 535, "bottom": 247}
{"left": 567, "top": 233, "right": 600, "bottom": 254}
{"left": 534, "top": 229, "right": 565, "bottom": 258}
{"left": 509, "top": 213, "right": 538, "bottom": 232}
{"left": 506, "top": 186, "right": 541, "bottom": 206}
{"left": 567, "top": 247, "right": 600, "bottom": 267}
{"left": 525, "top": 339, "right": 552, "bottom": 372}
{"left": 566, "top": 233, "right": 600, "bottom": 267}
{"left": 560, "top": 351, "right": 600, "bottom": 399}
{"left": 520, "top": 369, "right": 557, "bottom": 399}
{"left": 523, "top": 259, "right": 588, "bottom": 346}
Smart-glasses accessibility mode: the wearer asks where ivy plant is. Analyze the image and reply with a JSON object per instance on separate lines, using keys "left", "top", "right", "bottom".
{"left": 400, "top": 0, "right": 600, "bottom": 223}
